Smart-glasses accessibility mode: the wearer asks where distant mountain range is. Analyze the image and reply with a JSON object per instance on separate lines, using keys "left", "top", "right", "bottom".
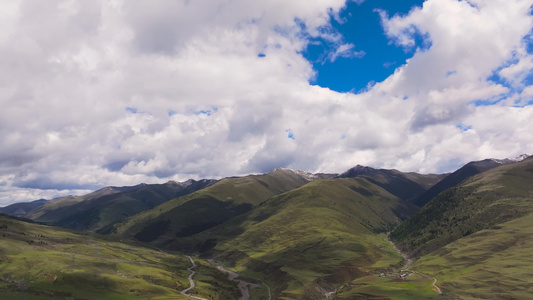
{"left": 4, "top": 179, "right": 216, "bottom": 231}
{"left": 1, "top": 154, "right": 532, "bottom": 299}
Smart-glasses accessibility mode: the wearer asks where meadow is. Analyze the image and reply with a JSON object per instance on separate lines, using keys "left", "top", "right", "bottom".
{"left": 0, "top": 215, "right": 238, "bottom": 299}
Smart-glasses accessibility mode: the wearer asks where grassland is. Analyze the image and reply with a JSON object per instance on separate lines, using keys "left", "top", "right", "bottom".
{"left": 392, "top": 157, "right": 533, "bottom": 257}
{"left": 0, "top": 215, "right": 238, "bottom": 299}
{"left": 411, "top": 211, "right": 533, "bottom": 299}
{"left": 109, "top": 169, "right": 311, "bottom": 244}
{"left": 178, "top": 178, "right": 417, "bottom": 299}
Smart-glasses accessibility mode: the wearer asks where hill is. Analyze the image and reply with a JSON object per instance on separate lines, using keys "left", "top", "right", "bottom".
{"left": 411, "top": 209, "right": 533, "bottom": 298}
{"left": 107, "top": 168, "right": 315, "bottom": 242}
{"left": 25, "top": 179, "right": 216, "bottom": 231}
{"left": 412, "top": 156, "right": 527, "bottom": 207}
{"left": 391, "top": 156, "right": 533, "bottom": 257}
{"left": 323, "top": 157, "right": 533, "bottom": 299}
{"left": 0, "top": 199, "right": 48, "bottom": 217}
{"left": 174, "top": 177, "right": 418, "bottom": 299}
{"left": 0, "top": 214, "right": 240, "bottom": 299}
{"left": 338, "top": 165, "right": 446, "bottom": 203}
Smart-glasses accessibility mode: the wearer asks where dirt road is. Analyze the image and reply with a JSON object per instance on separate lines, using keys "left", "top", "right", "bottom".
{"left": 181, "top": 256, "right": 210, "bottom": 300}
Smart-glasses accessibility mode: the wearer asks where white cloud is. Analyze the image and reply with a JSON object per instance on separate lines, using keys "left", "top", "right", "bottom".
{"left": 328, "top": 43, "right": 365, "bottom": 62}
{"left": 0, "top": 0, "right": 532, "bottom": 205}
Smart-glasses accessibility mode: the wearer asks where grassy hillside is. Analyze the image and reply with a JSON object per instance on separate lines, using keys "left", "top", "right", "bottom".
{"left": 338, "top": 165, "right": 446, "bottom": 203}
{"left": 107, "top": 169, "right": 312, "bottom": 243}
{"left": 178, "top": 178, "right": 418, "bottom": 299}
{"left": 26, "top": 180, "right": 215, "bottom": 231}
{"left": 0, "top": 199, "right": 48, "bottom": 216}
{"left": 0, "top": 215, "right": 239, "bottom": 299}
{"left": 391, "top": 157, "right": 533, "bottom": 257}
{"left": 411, "top": 211, "right": 533, "bottom": 299}
{"left": 412, "top": 158, "right": 511, "bottom": 207}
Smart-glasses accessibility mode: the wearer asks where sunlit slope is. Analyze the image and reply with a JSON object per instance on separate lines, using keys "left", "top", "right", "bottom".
{"left": 412, "top": 211, "right": 533, "bottom": 299}
{"left": 0, "top": 215, "right": 239, "bottom": 299}
{"left": 392, "top": 156, "right": 533, "bottom": 257}
{"left": 181, "top": 178, "right": 417, "bottom": 299}
{"left": 108, "top": 169, "right": 312, "bottom": 243}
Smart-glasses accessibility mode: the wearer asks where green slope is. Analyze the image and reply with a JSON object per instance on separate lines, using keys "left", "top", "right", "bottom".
{"left": 0, "top": 199, "right": 48, "bottom": 216}
{"left": 391, "top": 157, "right": 533, "bottom": 258}
{"left": 412, "top": 158, "right": 510, "bottom": 207}
{"left": 411, "top": 212, "right": 533, "bottom": 299}
{"left": 178, "top": 177, "right": 418, "bottom": 299}
{"left": 338, "top": 165, "right": 447, "bottom": 203}
{"left": 108, "top": 169, "right": 313, "bottom": 243}
{"left": 26, "top": 180, "right": 215, "bottom": 231}
{"left": 0, "top": 215, "right": 239, "bottom": 299}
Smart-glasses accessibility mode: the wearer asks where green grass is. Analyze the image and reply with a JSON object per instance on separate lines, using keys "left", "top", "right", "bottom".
{"left": 26, "top": 181, "right": 210, "bottom": 232}
{"left": 109, "top": 169, "right": 311, "bottom": 245}
{"left": 392, "top": 157, "right": 533, "bottom": 257}
{"left": 0, "top": 215, "right": 237, "bottom": 299}
{"left": 411, "top": 212, "right": 533, "bottom": 299}
{"left": 335, "top": 275, "right": 443, "bottom": 300}
{"left": 180, "top": 177, "right": 415, "bottom": 299}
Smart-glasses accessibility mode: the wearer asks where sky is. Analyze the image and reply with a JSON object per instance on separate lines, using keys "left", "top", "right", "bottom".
{"left": 1, "top": 0, "right": 533, "bottom": 206}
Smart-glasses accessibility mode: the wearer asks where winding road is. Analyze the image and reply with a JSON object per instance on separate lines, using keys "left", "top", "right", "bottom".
{"left": 181, "top": 256, "right": 210, "bottom": 300}
{"left": 182, "top": 256, "right": 271, "bottom": 300}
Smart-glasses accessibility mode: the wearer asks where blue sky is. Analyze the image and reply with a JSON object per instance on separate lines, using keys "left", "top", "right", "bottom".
{"left": 305, "top": 0, "right": 425, "bottom": 92}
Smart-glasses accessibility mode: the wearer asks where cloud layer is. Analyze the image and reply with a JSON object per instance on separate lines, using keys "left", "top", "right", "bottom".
{"left": 1, "top": 0, "right": 532, "bottom": 205}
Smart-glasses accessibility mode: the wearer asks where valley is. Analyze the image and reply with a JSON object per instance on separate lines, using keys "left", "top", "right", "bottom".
{"left": 1, "top": 155, "right": 532, "bottom": 299}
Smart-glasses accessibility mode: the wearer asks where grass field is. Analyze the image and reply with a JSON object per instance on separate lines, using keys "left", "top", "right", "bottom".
{"left": 392, "top": 157, "right": 533, "bottom": 257}
{"left": 179, "top": 178, "right": 416, "bottom": 299}
{"left": 411, "top": 211, "right": 533, "bottom": 299}
{"left": 109, "top": 169, "right": 311, "bottom": 245}
{"left": 0, "top": 215, "right": 238, "bottom": 299}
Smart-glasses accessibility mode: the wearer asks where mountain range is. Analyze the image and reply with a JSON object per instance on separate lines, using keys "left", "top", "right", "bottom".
{"left": 1, "top": 154, "right": 532, "bottom": 299}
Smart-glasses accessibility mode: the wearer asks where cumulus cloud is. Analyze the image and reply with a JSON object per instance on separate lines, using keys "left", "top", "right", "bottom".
{"left": 0, "top": 0, "right": 532, "bottom": 206}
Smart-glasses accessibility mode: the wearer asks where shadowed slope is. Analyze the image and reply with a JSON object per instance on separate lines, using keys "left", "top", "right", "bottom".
{"left": 338, "top": 165, "right": 446, "bottom": 203}
{"left": 0, "top": 199, "right": 48, "bottom": 217}
{"left": 26, "top": 180, "right": 216, "bottom": 231}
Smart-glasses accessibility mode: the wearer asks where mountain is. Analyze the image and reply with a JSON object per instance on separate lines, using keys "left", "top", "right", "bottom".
{"left": 25, "top": 184, "right": 144, "bottom": 221}
{"left": 107, "top": 168, "right": 316, "bottom": 241}
{"left": 391, "top": 155, "right": 533, "bottom": 257}
{"left": 412, "top": 155, "right": 529, "bottom": 207}
{"left": 337, "top": 165, "right": 446, "bottom": 203}
{"left": 0, "top": 199, "right": 48, "bottom": 217}
{"left": 163, "top": 177, "right": 417, "bottom": 299}
{"left": 25, "top": 179, "right": 216, "bottom": 231}
{"left": 383, "top": 156, "right": 533, "bottom": 298}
